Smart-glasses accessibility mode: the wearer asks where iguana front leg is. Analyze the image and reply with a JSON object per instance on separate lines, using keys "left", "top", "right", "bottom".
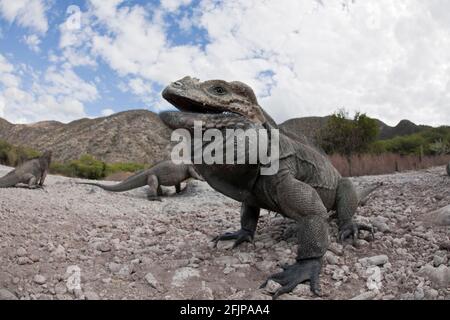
{"left": 336, "top": 178, "right": 374, "bottom": 244}
{"left": 260, "top": 178, "right": 329, "bottom": 299}
{"left": 39, "top": 170, "right": 48, "bottom": 186}
{"left": 213, "top": 203, "right": 260, "bottom": 249}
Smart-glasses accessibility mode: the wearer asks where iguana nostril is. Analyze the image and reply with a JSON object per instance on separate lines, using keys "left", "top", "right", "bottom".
{"left": 172, "top": 81, "right": 183, "bottom": 88}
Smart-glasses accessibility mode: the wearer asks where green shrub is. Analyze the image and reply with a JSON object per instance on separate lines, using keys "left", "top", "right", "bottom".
{"left": 67, "top": 154, "right": 107, "bottom": 180}
{"left": 104, "top": 162, "right": 146, "bottom": 177}
{"left": 49, "top": 154, "right": 145, "bottom": 180}
{"left": 0, "top": 139, "right": 41, "bottom": 166}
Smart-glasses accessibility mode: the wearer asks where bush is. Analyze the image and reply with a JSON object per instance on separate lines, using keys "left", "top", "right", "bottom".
{"left": 104, "top": 162, "right": 146, "bottom": 177}
{"left": 371, "top": 126, "right": 450, "bottom": 156}
{"left": 49, "top": 154, "right": 146, "bottom": 180}
{"left": 0, "top": 139, "right": 41, "bottom": 166}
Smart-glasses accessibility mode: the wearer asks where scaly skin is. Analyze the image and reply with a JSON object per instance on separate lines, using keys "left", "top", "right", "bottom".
{"left": 78, "top": 160, "right": 203, "bottom": 201}
{"left": 160, "top": 76, "right": 379, "bottom": 298}
{"left": 0, "top": 151, "right": 52, "bottom": 189}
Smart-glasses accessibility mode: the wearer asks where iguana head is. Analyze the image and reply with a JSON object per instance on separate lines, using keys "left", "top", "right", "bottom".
{"left": 160, "top": 76, "right": 267, "bottom": 129}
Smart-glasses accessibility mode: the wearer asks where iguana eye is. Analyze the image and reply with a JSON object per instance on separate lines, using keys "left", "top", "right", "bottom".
{"left": 211, "top": 86, "right": 227, "bottom": 95}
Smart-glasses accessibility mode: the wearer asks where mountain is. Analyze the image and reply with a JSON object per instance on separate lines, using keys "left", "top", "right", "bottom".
{"left": 0, "top": 110, "right": 433, "bottom": 165}
{"left": 279, "top": 116, "right": 430, "bottom": 142}
{"left": 0, "top": 110, "right": 172, "bottom": 164}
{"left": 375, "top": 119, "right": 431, "bottom": 140}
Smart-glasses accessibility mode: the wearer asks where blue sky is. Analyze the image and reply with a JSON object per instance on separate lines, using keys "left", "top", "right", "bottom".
{"left": 1, "top": 0, "right": 450, "bottom": 126}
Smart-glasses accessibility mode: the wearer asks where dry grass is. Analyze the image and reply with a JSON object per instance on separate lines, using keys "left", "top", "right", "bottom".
{"left": 329, "top": 153, "right": 450, "bottom": 177}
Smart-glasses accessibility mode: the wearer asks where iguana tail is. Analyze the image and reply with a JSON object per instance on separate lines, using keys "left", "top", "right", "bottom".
{"left": 0, "top": 172, "right": 20, "bottom": 188}
{"left": 77, "top": 172, "right": 149, "bottom": 192}
{"left": 358, "top": 182, "right": 383, "bottom": 206}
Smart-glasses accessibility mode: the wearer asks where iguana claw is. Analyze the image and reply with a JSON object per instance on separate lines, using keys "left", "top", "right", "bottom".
{"left": 339, "top": 221, "right": 374, "bottom": 245}
{"left": 212, "top": 229, "right": 254, "bottom": 249}
{"left": 260, "top": 258, "right": 323, "bottom": 300}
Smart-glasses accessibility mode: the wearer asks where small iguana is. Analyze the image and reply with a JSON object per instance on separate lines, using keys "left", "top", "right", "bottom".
{"left": 78, "top": 160, "right": 204, "bottom": 201}
{"left": 0, "top": 150, "right": 52, "bottom": 189}
{"left": 160, "top": 76, "right": 381, "bottom": 299}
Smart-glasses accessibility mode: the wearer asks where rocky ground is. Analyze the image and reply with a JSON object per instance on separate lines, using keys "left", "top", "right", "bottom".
{"left": 0, "top": 164, "right": 449, "bottom": 300}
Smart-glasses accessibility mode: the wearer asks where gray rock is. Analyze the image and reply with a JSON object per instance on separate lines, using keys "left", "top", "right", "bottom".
{"left": 424, "top": 288, "right": 439, "bottom": 300}
{"left": 171, "top": 267, "right": 200, "bottom": 287}
{"left": 84, "top": 291, "right": 100, "bottom": 300}
{"left": 423, "top": 205, "right": 450, "bottom": 226}
{"left": 74, "top": 288, "right": 84, "bottom": 299}
{"left": 54, "top": 282, "right": 67, "bottom": 295}
{"left": 328, "top": 243, "right": 344, "bottom": 256}
{"left": 144, "top": 272, "right": 160, "bottom": 290}
{"left": 419, "top": 265, "right": 450, "bottom": 288}
{"left": 16, "top": 247, "right": 27, "bottom": 257}
{"left": 414, "top": 287, "right": 425, "bottom": 300}
{"left": 325, "top": 251, "right": 339, "bottom": 265}
{"left": 235, "top": 252, "right": 254, "bottom": 264}
{"left": 351, "top": 291, "right": 377, "bottom": 300}
{"left": 33, "top": 275, "right": 47, "bottom": 285}
{"left": 17, "top": 257, "right": 32, "bottom": 265}
{"left": 433, "top": 252, "right": 448, "bottom": 267}
{"left": 215, "top": 255, "right": 239, "bottom": 266}
{"left": 0, "top": 288, "right": 18, "bottom": 300}
{"left": 96, "top": 242, "right": 112, "bottom": 253}
{"left": 52, "top": 245, "right": 66, "bottom": 258}
{"left": 371, "top": 218, "right": 390, "bottom": 233}
{"left": 107, "top": 262, "right": 122, "bottom": 273}
{"left": 263, "top": 280, "right": 281, "bottom": 294}
{"left": 292, "top": 284, "right": 313, "bottom": 297}
{"left": 359, "top": 255, "right": 389, "bottom": 267}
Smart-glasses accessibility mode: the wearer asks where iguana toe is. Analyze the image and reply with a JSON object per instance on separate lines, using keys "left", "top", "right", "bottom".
{"left": 212, "top": 229, "right": 254, "bottom": 249}
{"left": 339, "top": 221, "right": 375, "bottom": 245}
{"left": 260, "top": 258, "right": 323, "bottom": 300}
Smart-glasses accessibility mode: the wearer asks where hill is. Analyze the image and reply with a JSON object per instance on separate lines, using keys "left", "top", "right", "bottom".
{"left": 0, "top": 110, "right": 172, "bottom": 164}
{"left": 279, "top": 116, "right": 430, "bottom": 142}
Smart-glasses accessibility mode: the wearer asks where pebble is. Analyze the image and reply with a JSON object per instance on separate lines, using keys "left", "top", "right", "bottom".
{"left": 0, "top": 288, "right": 18, "bottom": 300}
{"left": 171, "top": 267, "right": 200, "bottom": 287}
{"left": 359, "top": 255, "right": 389, "bottom": 267}
{"left": 96, "top": 243, "right": 112, "bottom": 253}
{"left": 144, "top": 272, "right": 159, "bottom": 290}
{"left": 17, "top": 257, "right": 33, "bottom": 265}
{"left": 33, "top": 275, "right": 47, "bottom": 285}
{"left": 54, "top": 282, "right": 67, "bottom": 295}
{"left": 16, "top": 247, "right": 27, "bottom": 257}
{"left": 351, "top": 291, "right": 376, "bottom": 300}
{"left": 419, "top": 265, "right": 450, "bottom": 288}
{"left": 263, "top": 280, "right": 281, "bottom": 294}
{"left": 325, "top": 251, "right": 339, "bottom": 265}
{"left": 84, "top": 291, "right": 100, "bottom": 300}
{"left": 433, "top": 252, "right": 448, "bottom": 267}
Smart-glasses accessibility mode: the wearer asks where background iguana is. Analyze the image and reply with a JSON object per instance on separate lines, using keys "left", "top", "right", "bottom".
{"left": 78, "top": 160, "right": 204, "bottom": 201}
{"left": 0, "top": 150, "right": 52, "bottom": 189}
{"left": 160, "top": 76, "right": 380, "bottom": 299}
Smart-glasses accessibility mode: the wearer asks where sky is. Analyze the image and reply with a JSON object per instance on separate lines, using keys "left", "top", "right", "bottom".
{"left": 0, "top": 0, "right": 450, "bottom": 126}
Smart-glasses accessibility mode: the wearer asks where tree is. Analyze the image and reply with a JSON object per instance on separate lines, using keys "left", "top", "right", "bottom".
{"left": 320, "top": 109, "right": 379, "bottom": 175}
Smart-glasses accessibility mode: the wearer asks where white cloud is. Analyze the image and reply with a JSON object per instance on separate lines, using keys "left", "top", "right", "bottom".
{"left": 0, "top": 0, "right": 49, "bottom": 33}
{"left": 0, "top": 54, "right": 97, "bottom": 123}
{"left": 160, "top": 0, "right": 193, "bottom": 12}
{"left": 101, "top": 108, "right": 115, "bottom": 116}
{"left": 23, "top": 34, "right": 41, "bottom": 52}
{"left": 6, "top": 0, "right": 450, "bottom": 126}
